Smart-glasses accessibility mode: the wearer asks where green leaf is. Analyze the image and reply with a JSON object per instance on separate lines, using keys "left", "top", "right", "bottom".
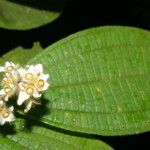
{"left": 0, "top": 42, "right": 43, "bottom": 65}
{"left": 0, "top": 136, "right": 27, "bottom": 150}
{"left": 0, "top": 0, "right": 66, "bottom": 30}
{"left": 27, "top": 26, "right": 150, "bottom": 135}
{"left": 0, "top": 119, "right": 113, "bottom": 150}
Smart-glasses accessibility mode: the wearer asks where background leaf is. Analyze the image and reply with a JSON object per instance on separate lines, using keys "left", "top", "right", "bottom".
{"left": 0, "top": 119, "right": 113, "bottom": 150}
{"left": 26, "top": 26, "right": 150, "bottom": 135}
{"left": 0, "top": 0, "right": 66, "bottom": 30}
{"left": 0, "top": 42, "right": 43, "bottom": 65}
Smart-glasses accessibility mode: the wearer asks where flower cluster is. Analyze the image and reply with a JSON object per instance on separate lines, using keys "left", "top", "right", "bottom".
{"left": 0, "top": 62, "right": 49, "bottom": 125}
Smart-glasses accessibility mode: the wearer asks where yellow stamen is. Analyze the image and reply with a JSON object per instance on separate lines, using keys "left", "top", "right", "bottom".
{"left": 4, "top": 87, "right": 10, "bottom": 93}
{"left": 3, "top": 78, "right": 7, "bottom": 82}
{"left": 3, "top": 112, "right": 9, "bottom": 118}
{"left": 26, "top": 87, "right": 34, "bottom": 95}
{"left": 25, "top": 73, "right": 33, "bottom": 80}
{"left": 2, "top": 78, "right": 13, "bottom": 84}
{"left": 0, "top": 109, "right": 9, "bottom": 118}
{"left": 7, "top": 66, "right": 13, "bottom": 71}
{"left": 38, "top": 79, "right": 44, "bottom": 87}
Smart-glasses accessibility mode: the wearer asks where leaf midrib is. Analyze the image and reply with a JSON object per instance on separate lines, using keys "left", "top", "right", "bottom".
{"left": 50, "top": 107, "right": 150, "bottom": 115}
{"left": 49, "top": 72, "right": 149, "bottom": 89}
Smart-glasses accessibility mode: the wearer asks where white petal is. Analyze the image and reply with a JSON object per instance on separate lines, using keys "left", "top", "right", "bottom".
{"left": 40, "top": 74, "right": 49, "bottom": 81}
{"left": 18, "top": 82, "right": 25, "bottom": 90}
{"left": 0, "top": 117, "right": 5, "bottom": 125}
{"left": 0, "top": 89, "right": 5, "bottom": 96}
{"left": 9, "top": 106, "right": 14, "bottom": 112}
{"left": 34, "top": 64, "right": 43, "bottom": 73}
{"left": 5, "top": 72, "right": 11, "bottom": 77}
{"left": 4, "top": 95, "right": 9, "bottom": 101}
{"left": 27, "top": 65, "right": 35, "bottom": 72}
{"left": 41, "top": 82, "right": 49, "bottom": 91}
{"left": 18, "top": 67, "right": 27, "bottom": 77}
{"left": 4, "top": 113, "right": 15, "bottom": 123}
{"left": 33, "top": 90, "right": 42, "bottom": 98}
{"left": 17, "top": 91, "right": 30, "bottom": 105}
{"left": 24, "top": 100, "right": 32, "bottom": 113}
{"left": 10, "top": 62, "right": 15, "bottom": 67}
{"left": 0, "top": 101, "right": 4, "bottom": 106}
{"left": 5, "top": 61, "right": 11, "bottom": 67}
{"left": 0, "top": 67, "right": 5, "bottom": 72}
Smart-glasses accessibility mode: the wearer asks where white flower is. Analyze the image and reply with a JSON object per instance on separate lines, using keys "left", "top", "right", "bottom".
{"left": 17, "top": 84, "right": 41, "bottom": 105}
{"left": 17, "top": 64, "right": 49, "bottom": 106}
{"left": 35, "top": 74, "right": 49, "bottom": 91}
{"left": 18, "top": 64, "right": 43, "bottom": 82}
{"left": 0, "top": 105, "right": 15, "bottom": 125}
{"left": 0, "top": 84, "right": 16, "bottom": 101}
{"left": 0, "top": 62, "right": 21, "bottom": 102}
{"left": 0, "top": 98, "right": 4, "bottom": 105}
{"left": 0, "top": 61, "right": 19, "bottom": 73}
{"left": 0, "top": 62, "right": 49, "bottom": 115}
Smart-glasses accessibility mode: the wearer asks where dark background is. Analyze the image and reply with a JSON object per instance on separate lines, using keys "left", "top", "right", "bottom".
{"left": 0, "top": 0, "right": 150, "bottom": 149}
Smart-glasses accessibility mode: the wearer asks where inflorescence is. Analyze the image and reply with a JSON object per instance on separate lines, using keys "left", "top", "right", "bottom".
{"left": 0, "top": 62, "right": 49, "bottom": 125}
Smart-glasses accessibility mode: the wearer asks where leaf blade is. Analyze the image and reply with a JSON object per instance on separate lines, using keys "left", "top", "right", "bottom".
{"left": 0, "top": 0, "right": 66, "bottom": 30}
{"left": 27, "top": 26, "right": 150, "bottom": 135}
{"left": 3, "top": 119, "right": 113, "bottom": 150}
{"left": 0, "top": 136, "right": 27, "bottom": 150}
